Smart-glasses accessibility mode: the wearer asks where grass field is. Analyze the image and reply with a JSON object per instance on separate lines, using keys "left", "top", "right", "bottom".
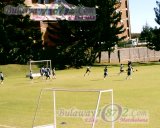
{"left": 0, "top": 63, "right": 160, "bottom": 128}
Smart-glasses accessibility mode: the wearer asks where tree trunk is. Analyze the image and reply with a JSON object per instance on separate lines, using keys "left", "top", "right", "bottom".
{"left": 117, "top": 50, "right": 121, "bottom": 63}
{"left": 98, "top": 52, "right": 101, "bottom": 63}
{"left": 108, "top": 50, "right": 111, "bottom": 63}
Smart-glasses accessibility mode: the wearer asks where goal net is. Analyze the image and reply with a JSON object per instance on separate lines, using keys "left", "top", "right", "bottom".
{"left": 27, "top": 60, "right": 52, "bottom": 77}
{"left": 32, "top": 88, "right": 114, "bottom": 128}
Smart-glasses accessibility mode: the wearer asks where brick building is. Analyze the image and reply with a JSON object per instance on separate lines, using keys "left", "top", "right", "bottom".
{"left": 24, "top": 0, "right": 131, "bottom": 45}
{"left": 118, "top": 0, "right": 131, "bottom": 40}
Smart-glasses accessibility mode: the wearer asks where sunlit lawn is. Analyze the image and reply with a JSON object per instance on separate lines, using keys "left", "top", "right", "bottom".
{"left": 0, "top": 63, "right": 160, "bottom": 128}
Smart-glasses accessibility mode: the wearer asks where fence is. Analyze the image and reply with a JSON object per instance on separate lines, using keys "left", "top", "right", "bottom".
{"left": 100, "top": 47, "right": 160, "bottom": 63}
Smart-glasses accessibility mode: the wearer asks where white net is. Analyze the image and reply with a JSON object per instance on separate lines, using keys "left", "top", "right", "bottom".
{"left": 27, "top": 60, "right": 52, "bottom": 77}
{"left": 32, "top": 88, "right": 114, "bottom": 128}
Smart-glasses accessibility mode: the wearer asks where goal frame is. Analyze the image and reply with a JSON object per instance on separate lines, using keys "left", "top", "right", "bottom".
{"left": 29, "top": 60, "right": 52, "bottom": 77}
{"left": 32, "top": 88, "right": 114, "bottom": 128}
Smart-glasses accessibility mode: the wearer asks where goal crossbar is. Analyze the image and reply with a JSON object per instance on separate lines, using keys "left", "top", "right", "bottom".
{"left": 32, "top": 88, "right": 114, "bottom": 128}
{"left": 30, "top": 60, "right": 52, "bottom": 63}
{"left": 28, "top": 60, "right": 52, "bottom": 77}
{"left": 43, "top": 88, "right": 113, "bottom": 92}
{"left": 29, "top": 60, "right": 52, "bottom": 70}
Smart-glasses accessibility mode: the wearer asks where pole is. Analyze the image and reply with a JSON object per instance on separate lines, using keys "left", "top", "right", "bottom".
{"left": 53, "top": 91, "right": 56, "bottom": 128}
{"left": 32, "top": 89, "right": 44, "bottom": 128}
{"left": 91, "top": 91, "right": 102, "bottom": 128}
{"left": 111, "top": 90, "right": 114, "bottom": 128}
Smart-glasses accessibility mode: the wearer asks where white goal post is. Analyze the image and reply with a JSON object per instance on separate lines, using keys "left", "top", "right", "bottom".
{"left": 28, "top": 60, "right": 52, "bottom": 77}
{"left": 32, "top": 88, "right": 114, "bottom": 128}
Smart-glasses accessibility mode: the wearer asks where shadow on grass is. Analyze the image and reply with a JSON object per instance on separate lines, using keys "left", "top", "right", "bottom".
{"left": 93, "top": 61, "right": 160, "bottom": 67}
{"left": 134, "top": 61, "right": 160, "bottom": 66}
{"left": 90, "top": 79, "right": 102, "bottom": 81}
{"left": 113, "top": 79, "right": 126, "bottom": 81}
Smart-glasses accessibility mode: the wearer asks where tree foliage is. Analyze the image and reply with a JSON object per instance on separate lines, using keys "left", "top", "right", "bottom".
{"left": 140, "top": 1, "right": 160, "bottom": 51}
{"left": 147, "top": 28, "right": 160, "bottom": 50}
{"left": 44, "top": 0, "right": 125, "bottom": 67}
{"left": 140, "top": 23, "right": 153, "bottom": 41}
{"left": 143, "top": 1, "right": 160, "bottom": 51}
{"left": 154, "top": 1, "right": 160, "bottom": 25}
{"left": 0, "top": 0, "right": 126, "bottom": 66}
{"left": 0, "top": 1, "right": 43, "bottom": 64}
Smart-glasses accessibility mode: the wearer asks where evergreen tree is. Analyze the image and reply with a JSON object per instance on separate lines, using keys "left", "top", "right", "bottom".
{"left": 0, "top": 1, "right": 43, "bottom": 64}
{"left": 146, "top": 1, "right": 160, "bottom": 51}
{"left": 44, "top": 21, "right": 78, "bottom": 68}
{"left": 140, "top": 23, "right": 153, "bottom": 42}
{"left": 155, "top": 1, "right": 160, "bottom": 25}
{"left": 95, "top": 0, "right": 125, "bottom": 63}
{"left": 147, "top": 27, "right": 160, "bottom": 50}
{"left": 44, "top": 0, "right": 125, "bottom": 67}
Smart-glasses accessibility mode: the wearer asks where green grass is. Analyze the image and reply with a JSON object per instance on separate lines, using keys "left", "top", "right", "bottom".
{"left": 0, "top": 63, "right": 160, "bottom": 128}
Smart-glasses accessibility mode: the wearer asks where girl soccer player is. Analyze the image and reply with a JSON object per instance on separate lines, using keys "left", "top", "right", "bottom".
{"left": 0, "top": 72, "right": 4, "bottom": 84}
{"left": 104, "top": 66, "right": 108, "bottom": 80}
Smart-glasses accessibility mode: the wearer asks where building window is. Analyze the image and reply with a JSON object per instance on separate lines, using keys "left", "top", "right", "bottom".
{"left": 127, "top": 29, "right": 130, "bottom": 37}
{"left": 38, "top": 0, "right": 49, "bottom": 4}
{"left": 38, "top": 0, "right": 44, "bottom": 4}
{"left": 45, "top": 0, "right": 49, "bottom": 3}
{"left": 116, "top": 0, "right": 121, "bottom": 3}
{"left": 32, "top": 0, "right": 53, "bottom": 4}
{"left": 126, "top": 10, "right": 128, "bottom": 17}
{"left": 32, "top": 0, "right": 37, "bottom": 3}
{"left": 125, "top": 0, "right": 128, "bottom": 8}
{"left": 127, "top": 20, "right": 129, "bottom": 27}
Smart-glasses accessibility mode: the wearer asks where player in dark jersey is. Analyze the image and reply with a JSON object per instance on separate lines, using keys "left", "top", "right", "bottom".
{"left": 0, "top": 72, "right": 4, "bottom": 84}
{"left": 126, "top": 65, "right": 133, "bottom": 80}
{"left": 104, "top": 66, "right": 108, "bottom": 80}
{"left": 29, "top": 70, "right": 33, "bottom": 80}
{"left": 45, "top": 68, "right": 51, "bottom": 80}
{"left": 84, "top": 66, "right": 91, "bottom": 76}
{"left": 119, "top": 64, "right": 124, "bottom": 75}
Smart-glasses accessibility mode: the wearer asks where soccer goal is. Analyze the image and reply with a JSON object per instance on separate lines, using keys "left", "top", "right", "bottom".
{"left": 32, "top": 88, "right": 114, "bottom": 128}
{"left": 27, "top": 60, "right": 52, "bottom": 77}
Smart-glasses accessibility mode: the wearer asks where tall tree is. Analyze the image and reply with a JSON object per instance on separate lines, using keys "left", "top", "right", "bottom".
{"left": 145, "top": 1, "right": 160, "bottom": 51}
{"left": 140, "top": 23, "right": 153, "bottom": 42}
{"left": 0, "top": 1, "right": 43, "bottom": 64}
{"left": 95, "top": 0, "right": 125, "bottom": 62}
{"left": 147, "top": 27, "right": 160, "bottom": 50}
{"left": 44, "top": 0, "right": 125, "bottom": 67}
{"left": 155, "top": 1, "right": 160, "bottom": 25}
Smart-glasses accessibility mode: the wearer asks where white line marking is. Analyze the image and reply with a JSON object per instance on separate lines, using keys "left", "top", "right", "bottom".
{"left": 0, "top": 124, "right": 16, "bottom": 128}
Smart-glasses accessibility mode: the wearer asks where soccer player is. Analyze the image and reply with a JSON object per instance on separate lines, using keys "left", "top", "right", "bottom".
{"left": 84, "top": 66, "right": 91, "bottom": 76}
{"left": 40, "top": 66, "right": 45, "bottom": 79}
{"left": 45, "top": 68, "right": 51, "bottom": 80}
{"left": 126, "top": 65, "right": 133, "bottom": 80}
{"left": 119, "top": 64, "right": 124, "bottom": 75}
{"left": 52, "top": 67, "right": 56, "bottom": 79}
{"left": 29, "top": 70, "right": 33, "bottom": 80}
{"left": 128, "top": 61, "right": 132, "bottom": 67}
{"left": 104, "top": 66, "right": 108, "bottom": 80}
{"left": 0, "top": 72, "right": 4, "bottom": 84}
